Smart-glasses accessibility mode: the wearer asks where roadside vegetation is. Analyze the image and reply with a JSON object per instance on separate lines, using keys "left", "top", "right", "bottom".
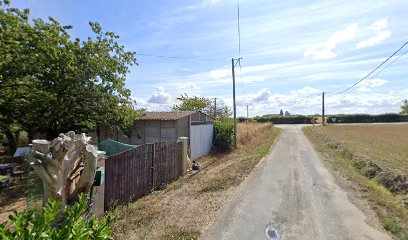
{"left": 303, "top": 124, "right": 408, "bottom": 239}
{"left": 110, "top": 123, "right": 280, "bottom": 239}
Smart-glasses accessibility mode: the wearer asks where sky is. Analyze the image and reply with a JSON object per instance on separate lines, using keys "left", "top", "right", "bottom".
{"left": 12, "top": 0, "right": 408, "bottom": 117}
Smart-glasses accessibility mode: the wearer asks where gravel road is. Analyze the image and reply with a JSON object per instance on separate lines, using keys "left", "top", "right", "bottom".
{"left": 202, "top": 125, "right": 391, "bottom": 240}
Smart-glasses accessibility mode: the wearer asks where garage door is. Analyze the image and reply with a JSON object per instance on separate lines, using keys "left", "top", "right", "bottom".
{"left": 190, "top": 123, "right": 213, "bottom": 160}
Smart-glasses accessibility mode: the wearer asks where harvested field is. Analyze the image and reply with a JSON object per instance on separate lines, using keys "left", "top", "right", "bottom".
{"left": 304, "top": 124, "right": 408, "bottom": 239}
{"left": 110, "top": 123, "right": 280, "bottom": 239}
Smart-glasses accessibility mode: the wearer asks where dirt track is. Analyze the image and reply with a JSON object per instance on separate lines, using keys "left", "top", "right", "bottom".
{"left": 202, "top": 125, "right": 391, "bottom": 240}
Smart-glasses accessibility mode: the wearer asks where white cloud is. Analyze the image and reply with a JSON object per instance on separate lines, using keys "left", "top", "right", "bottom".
{"left": 242, "top": 76, "right": 265, "bottom": 84}
{"left": 240, "top": 88, "right": 272, "bottom": 104}
{"left": 210, "top": 68, "right": 230, "bottom": 79}
{"left": 179, "top": 0, "right": 231, "bottom": 12}
{"left": 355, "top": 18, "right": 391, "bottom": 49}
{"left": 304, "top": 23, "right": 358, "bottom": 60}
{"left": 291, "top": 87, "right": 321, "bottom": 95}
{"left": 182, "top": 82, "right": 199, "bottom": 90}
{"left": 356, "top": 78, "right": 388, "bottom": 92}
{"left": 147, "top": 87, "right": 171, "bottom": 104}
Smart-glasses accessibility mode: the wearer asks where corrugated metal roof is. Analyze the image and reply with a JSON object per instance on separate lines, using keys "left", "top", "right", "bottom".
{"left": 137, "top": 111, "right": 197, "bottom": 121}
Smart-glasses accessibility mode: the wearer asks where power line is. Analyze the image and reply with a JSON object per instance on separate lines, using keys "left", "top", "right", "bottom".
{"left": 327, "top": 91, "right": 406, "bottom": 94}
{"left": 333, "top": 40, "right": 408, "bottom": 95}
{"left": 366, "top": 47, "right": 408, "bottom": 80}
{"left": 136, "top": 53, "right": 225, "bottom": 61}
{"left": 236, "top": 0, "right": 241, "bottom": 56}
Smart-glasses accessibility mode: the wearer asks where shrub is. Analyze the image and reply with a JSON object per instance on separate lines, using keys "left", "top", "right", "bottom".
{"left": 327, "top": 114, "right": 408, "bottom": 123}
{"left": 212, "top": 120, "right": 234, "bottom": 152}
{"left": 0, "top": 194, "right": 114, "bottom": 239}
{"left": 237, "top": 117, "right": 247, "bottom": 123}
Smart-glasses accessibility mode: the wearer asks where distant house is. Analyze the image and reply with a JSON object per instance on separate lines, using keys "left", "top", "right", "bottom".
{"left": 97, "top": 111, "right": 214, "bottom": 160}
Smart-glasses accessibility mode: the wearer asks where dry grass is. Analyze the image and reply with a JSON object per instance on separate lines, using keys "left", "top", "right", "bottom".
{"left": 110, "top": 123, "right": 280, "bottom": 239}
{"left": 303, "top": 124, "right": 408, "bottom": 239}
{"left": 0, "top": 158, "right": 42, "bottom": 222}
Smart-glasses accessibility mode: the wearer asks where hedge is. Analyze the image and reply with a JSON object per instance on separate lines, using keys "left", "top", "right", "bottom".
{"left": 254, "top": 115, "right": 316, "bottom": 124}
{"left": 327, "top": 113, "right": 408, "bottom": 123}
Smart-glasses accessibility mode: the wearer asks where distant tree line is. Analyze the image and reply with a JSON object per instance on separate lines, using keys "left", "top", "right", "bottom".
{"left": 327, "top": 113, "right": 408, "bottom": 123}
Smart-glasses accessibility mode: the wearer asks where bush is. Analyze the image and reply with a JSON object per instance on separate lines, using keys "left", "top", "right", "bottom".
{"left": 327, "top": 114, "right": 408, "bottom": 123}
{"left": 237, "top": 117, "right": 247, "bottom": 123}
{"left": 0, "top": 194, "right": 114, "bottom": 239}
{"left": 254, "top": 115, "right": 315, "bottom": 124}
{"left": 212, "top": 120, "right": 234, "bottom": 152}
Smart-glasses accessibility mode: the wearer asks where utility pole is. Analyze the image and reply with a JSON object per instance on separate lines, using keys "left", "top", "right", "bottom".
{"left": 232, "top": 57, "right": 242, "bottom": 147}
{"left": 246, "top": 105, "right": 249, "bottom": 121}
{"left": 213, "top": 98, "right": 217, "bottom": 119}
{"left": 322, "top": 92, "right": 325, "bottom": 126}
{"left": 232, "top": 58, "right": 237, "bottom": 148}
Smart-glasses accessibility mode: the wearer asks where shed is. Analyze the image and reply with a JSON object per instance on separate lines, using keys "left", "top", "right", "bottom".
{"left": 97, "top": 111, "right": 214, "bottom": 160}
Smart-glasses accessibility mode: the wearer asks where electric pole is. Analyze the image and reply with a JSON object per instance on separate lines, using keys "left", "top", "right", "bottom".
{"left": 213, "top": 98, "right": 217, "bottom": 119}
{"left": 232, "top": 57, "right": 242, "bottom": 147}
{"left": 322, "top": 92, "right": 325, "bottom": 126}
{"left": 232, "top": 58, "right": 237, "bottom": 148}
{"left": 246, "top": 105, "right": 249, "bottom": 121}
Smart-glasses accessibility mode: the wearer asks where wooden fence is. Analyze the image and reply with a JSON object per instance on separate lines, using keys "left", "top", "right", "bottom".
{"left": 104, "top": 141, "right": 183, "bottom": 210}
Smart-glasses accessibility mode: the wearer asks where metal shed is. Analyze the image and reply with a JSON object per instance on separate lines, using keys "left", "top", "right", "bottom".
{"left": 97, "top": 111, "right": 214, "bottom": 160}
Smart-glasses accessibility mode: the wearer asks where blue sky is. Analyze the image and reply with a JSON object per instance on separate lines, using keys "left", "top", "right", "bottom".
{"left": 13, "top": 0, "right": 408, "bottom": 116}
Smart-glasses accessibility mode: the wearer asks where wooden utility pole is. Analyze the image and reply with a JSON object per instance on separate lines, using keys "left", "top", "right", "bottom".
{"left": 231, "top": 57, "right": 242, "bottom": 147}
{"left": 246, "top": 105, "right": 249, "bottom": 121}
{"left": 232, "top": 58, "right": 237, "bottom": 147}
{"left": 213, "top": 98, "right": 217, "bottom": 119}
{"left": 322, "top": 92, "right": 325, "bottom": 126}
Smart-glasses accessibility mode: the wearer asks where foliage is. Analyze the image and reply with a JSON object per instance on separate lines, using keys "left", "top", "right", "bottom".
{"left": 0, "top": 194, "right": 114, "bottom": 239}
{"left": 401, "top": 99, "right": 408, "bottom": 115}
{"left": 254, "top": 115, "right": 315, "bottom": 124}
{"left": 237, "top": 117, "right": 247, "bottom": 122}
{"left": 172, "top": 94, "right": 231, "bottom": 120}
{"left": 212, "top": 120, "right": 234, "bottom": 152}
{"left": 172, "top": 94, "right": 210, "bottom": 112}
{"left": 327, "top": 114, "right": 408, "bottom": 123}
{"left": 0, "top": 0, "right": 140, "bottom": 142}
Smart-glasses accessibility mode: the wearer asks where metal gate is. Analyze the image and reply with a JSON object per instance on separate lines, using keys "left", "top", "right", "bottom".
{"left": 190, "top": 123, "right": 214, "bottom": 160}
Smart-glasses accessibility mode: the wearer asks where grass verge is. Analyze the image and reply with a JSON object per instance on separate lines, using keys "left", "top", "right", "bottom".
{"left": 110, "top": 123, "right": 280, "bottom": 239}
{"left": 303, "top": 125, "right": 408, "bottom": 239}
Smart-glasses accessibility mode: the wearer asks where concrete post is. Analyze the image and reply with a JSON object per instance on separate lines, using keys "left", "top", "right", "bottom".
{"left": 177, "top": 137, "right": 189, "bottom": 174}
{"left": 94, "top": 151, "right": 105, "bottom": 217}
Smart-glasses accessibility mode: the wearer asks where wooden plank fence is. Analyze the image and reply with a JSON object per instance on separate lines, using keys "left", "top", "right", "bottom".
{"left": 104, "top": 141, "right": 183, "bottom": 210}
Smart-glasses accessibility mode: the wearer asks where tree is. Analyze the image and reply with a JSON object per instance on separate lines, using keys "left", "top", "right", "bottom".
{"left": 172, "top": 94, "right": 231, "bottom": 120}
{"left": 0, "top": 0, "right": 139, "bottom": 150}
{"left": 172, "top": 94, "right": 210, "bottom": 112}
{"left": 279, "top": 109, "right": 284, "bottom": 116}
{"left": 401, "top": 99, "right": 408, "bottom": 114}
{"left": 207, "top": 99, "right": 232, "bottom": 120}
{"left": 284, "top": 111, "right": 290, "bottom": 116}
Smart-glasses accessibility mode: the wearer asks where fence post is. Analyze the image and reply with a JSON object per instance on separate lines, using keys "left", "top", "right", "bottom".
{"left": 177, "top": 137, "right": 189, "bottom": 174}
{"left": 151, "top": 143, "right": 155, "bottom": 188}
{"left": 95, "top": 152, "right": 105, "bottom": 215}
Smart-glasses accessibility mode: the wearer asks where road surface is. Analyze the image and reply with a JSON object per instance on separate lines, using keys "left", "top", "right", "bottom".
{"left": 202, "top": 125, "right": 390, "bottom": 240}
